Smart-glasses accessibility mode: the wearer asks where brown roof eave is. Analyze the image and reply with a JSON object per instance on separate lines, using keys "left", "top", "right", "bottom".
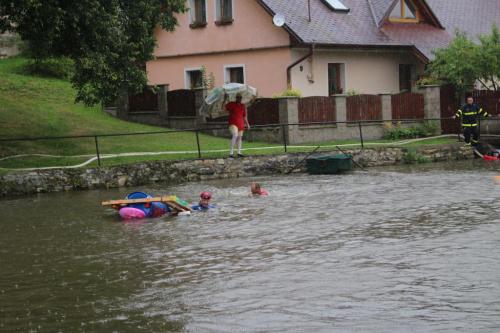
{"left": 418, "top": 0, "right": 444, "bottom": 29}
{"left": 255, "top": 0, "right": 304, "bottom": 44}
{"left": 292, "top": 42, "right": 430, "bottom": 63}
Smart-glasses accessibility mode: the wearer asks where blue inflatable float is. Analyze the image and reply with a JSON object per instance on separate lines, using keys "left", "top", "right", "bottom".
{"left": 118, "top": 192, "right": 170, "bottom": 220}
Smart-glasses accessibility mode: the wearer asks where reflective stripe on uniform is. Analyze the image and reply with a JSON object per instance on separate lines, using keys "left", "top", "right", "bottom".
{"left": 462, "top": 123, "right": 478, "bottom": 127}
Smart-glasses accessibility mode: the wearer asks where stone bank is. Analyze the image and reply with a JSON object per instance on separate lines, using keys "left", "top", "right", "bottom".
{"left": 0, "top": 145, "right": 473, "bottom": 197}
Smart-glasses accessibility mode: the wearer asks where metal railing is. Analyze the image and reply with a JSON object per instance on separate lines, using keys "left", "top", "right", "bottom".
{"left": 1, "top": 117, "right": 499, "bottom": 168}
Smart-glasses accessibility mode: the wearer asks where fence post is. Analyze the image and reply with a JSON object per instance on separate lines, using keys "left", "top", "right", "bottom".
{"left": 157, "top": 84, "right": 169, "bottom": 126}
{"left": 195, "top": 130, "right": 202, "bottom": 158}
{"left": 281, "top": 124, "right": 288, "bottom": 153}
{"left": 94, "top": 136, "right": 102, "bottom": 167}
{"left": 358, "top": 121, "right": 364, "bottom": 149}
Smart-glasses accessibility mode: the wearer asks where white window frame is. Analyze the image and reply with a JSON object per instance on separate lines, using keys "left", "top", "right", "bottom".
{"left": 188, "top": 0, "right": 207, "bottom": 24}
{"left": 224, "top": 64, "right": 246, "bottom": 84}
{"left": 184, "top": 67, "right": 204, "bottom": 89}
{"left": 214, "top": 0, "right": 235, "bottom": 22}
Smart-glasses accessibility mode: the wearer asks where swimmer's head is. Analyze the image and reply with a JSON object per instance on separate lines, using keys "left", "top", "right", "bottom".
{"left": 200, "top": 191, "right": 212, "bottom": 200}
{"left": 200, "top": 191, "right": 212, "bottom": 207}
{"left": 251, "top": 183, "right": 261, "bottom": 194}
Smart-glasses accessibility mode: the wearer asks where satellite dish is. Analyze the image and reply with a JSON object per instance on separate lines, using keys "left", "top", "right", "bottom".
{"left": 273, "top": 14, "right": 285, "bottom": 27}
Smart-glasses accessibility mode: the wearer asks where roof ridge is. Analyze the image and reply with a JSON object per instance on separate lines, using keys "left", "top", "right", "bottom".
{"left": 379, "top": 0, "right": 398, "bottom": 27}
{"left": 366, "top": 0, "right": 380, "bottom": 28}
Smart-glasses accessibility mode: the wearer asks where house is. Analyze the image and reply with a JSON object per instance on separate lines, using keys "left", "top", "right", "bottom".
{"left": 146, "top": 0, "right": 500, "bottom": 97}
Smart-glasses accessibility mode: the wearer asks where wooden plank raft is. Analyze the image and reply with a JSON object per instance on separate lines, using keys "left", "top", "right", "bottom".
{"left": 102, "top": 195, "right": 192, "bottom": 212}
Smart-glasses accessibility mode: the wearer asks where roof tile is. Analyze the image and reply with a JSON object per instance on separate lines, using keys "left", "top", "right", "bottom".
{"left": 260, "top": 0, "right": 500, "bottom": 60}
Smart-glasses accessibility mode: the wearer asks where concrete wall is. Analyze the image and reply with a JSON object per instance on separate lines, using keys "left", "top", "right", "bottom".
{"left": 290, "top": 48, "right": 425, "bottom": 96}
{"left": 0, "top": 32, "right": 21, "bottom": 58}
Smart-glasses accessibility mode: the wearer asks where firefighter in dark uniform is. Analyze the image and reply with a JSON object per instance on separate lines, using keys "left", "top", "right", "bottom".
{"left": 453, "top": 96, "right": 489, "bottom": 146}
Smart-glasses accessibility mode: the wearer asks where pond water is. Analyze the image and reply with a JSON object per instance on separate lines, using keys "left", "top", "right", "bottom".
{"left": 1, "top": 161, "right": 499, "bottom": 332}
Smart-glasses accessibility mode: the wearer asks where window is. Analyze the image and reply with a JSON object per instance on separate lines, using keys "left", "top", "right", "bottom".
{"left": 224, "top": 65, "right": 245, "bottom": 84}
{"left": 328, "top": 63, "right": 344, "bottom": 95}
{"left": 399, "top": 64, "right": 413, "bottom": 91}
{"left": 390, "top": 0, "right": 419, "bottom": 22}
{"left": 321, "top": 0, "right": 350, "bottom": 12}
{"left": 215, "top": 0, "right": 233, "bottom": 25}
{"left": 185, "top": 69, "right": 203, "bottom": 89}
{"left": 189, "top": 0, "right": 207, "bottom": 28}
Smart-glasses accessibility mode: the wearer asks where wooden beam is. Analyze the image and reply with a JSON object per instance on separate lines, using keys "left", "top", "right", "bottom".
{"left": 102, "top": 196, "right": 192, "bottom": 212}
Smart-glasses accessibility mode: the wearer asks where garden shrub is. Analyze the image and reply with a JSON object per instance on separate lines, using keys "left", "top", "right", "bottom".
{"left": 384, "top": 121, "right": 439, "bottom": 140}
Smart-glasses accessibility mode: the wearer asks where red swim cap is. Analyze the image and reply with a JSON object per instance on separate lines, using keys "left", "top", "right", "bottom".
{"left": 200, "top": 191, "right": 212, "bottom": 200}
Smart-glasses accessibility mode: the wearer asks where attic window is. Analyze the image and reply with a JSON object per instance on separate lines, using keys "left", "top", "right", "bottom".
{"left": 390, "top": 0, "right": 420, "bottom": 22}
{"left": 321, "top": 0, "right": 350, "bottom": 13}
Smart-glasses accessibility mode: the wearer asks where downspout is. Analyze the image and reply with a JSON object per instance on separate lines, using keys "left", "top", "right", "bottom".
{"left": 286, "top": 44, "right": 314, "bottom": 89}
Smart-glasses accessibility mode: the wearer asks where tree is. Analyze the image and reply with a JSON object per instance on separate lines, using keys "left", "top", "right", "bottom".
{"left": 0, "top": 0, "right": 185, "bottom": 106}
{"left": 477, "top": 25, "right": 500, "bottom": 91}
{"left": 428, "top": 25, "right": 500, "bottom": 95}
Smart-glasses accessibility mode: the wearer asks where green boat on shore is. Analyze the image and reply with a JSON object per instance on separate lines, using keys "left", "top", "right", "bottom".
{"left": 306, "top": 153, "right": 353, "bottom": 174}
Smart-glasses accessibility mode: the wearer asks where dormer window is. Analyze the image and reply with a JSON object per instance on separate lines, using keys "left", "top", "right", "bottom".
{"left": 390, "top": 0, "right": 420, "bottom": 22}
{"left": 189, "top": 0, "right": 207, "bottom": 28}
{"left": 215, "top": 0, "right": 233, "bottom": 25}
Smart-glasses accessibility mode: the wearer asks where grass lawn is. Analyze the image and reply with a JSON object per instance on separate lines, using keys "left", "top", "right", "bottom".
{"left": 0, "top": 57, "right": 459, "bottom": 171}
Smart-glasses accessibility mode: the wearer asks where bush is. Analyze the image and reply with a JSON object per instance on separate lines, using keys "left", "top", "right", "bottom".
{"left": 383, "top": 121, "right": 439, "bottom": 140}
{"left": 24, "top": 57, "right": 74, "bottom": 80}
{"left": 416, "top": 75, "right": 444, "bottom": 86}
{"left": 272, "top": 88, "right": 302, "bottom": 98}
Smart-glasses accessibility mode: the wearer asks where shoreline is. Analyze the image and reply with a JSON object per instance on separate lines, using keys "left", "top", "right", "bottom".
{"left": 0, "top": 144, "right": 474, "bottom": 198}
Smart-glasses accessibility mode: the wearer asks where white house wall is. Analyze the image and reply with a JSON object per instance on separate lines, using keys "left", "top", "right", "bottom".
{"left": 290, "top": 48, "right": 424, "bottom": 96}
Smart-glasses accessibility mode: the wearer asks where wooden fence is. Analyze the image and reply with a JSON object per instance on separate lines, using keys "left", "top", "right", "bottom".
{"left": 391, "top": 92, "right": 424, "bottom": 120}
{"left": 128, "top": 88, "right": 158, "bottom": 112}
{"left": 440, "top": 87, "right": 500, "bottom": 134}
{"left": 473, "top": 90, "right": 500, "bottom": 116}
{"left": 247, "top": 98, "right": 280, "bottom": 125}
{"left": 298, "top": 96, "right": 336, "bottom": 124}
{"left": 346, "top": 94, "right": 382, "bottom": 121}
{"left": 167, "top": 89, "right": 196, "bottom": 117}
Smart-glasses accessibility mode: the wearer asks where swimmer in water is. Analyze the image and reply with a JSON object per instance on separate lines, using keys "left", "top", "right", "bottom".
{"left": 191, "top": 191, "right": 216, "bottom": 211}
{"left": 250, "top": 183, "right": 269, "bottom": 196}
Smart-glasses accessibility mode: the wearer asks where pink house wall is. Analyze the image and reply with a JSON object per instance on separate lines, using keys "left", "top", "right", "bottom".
{"left": 147, "top": 48, "right": 292, "bottom": 97}
{"left": 152, "top": 0, "right": 290, "bottom": 57}
{"left": 147, "top": 0, "right": 292, "bottom": 96}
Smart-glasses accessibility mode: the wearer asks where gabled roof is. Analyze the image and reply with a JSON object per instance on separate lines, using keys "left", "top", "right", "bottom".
{"left": 258, "top": 0, "right": 500, "bottom": 61}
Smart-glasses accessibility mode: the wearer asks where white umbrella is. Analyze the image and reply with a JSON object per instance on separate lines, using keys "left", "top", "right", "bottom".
{"left": 202, "top": 83, "right": 258, "bottom": 118}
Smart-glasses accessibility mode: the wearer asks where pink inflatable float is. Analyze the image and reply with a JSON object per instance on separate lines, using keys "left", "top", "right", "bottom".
{"left": 119, "top": 207, "right": 147, "bottom": 220}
